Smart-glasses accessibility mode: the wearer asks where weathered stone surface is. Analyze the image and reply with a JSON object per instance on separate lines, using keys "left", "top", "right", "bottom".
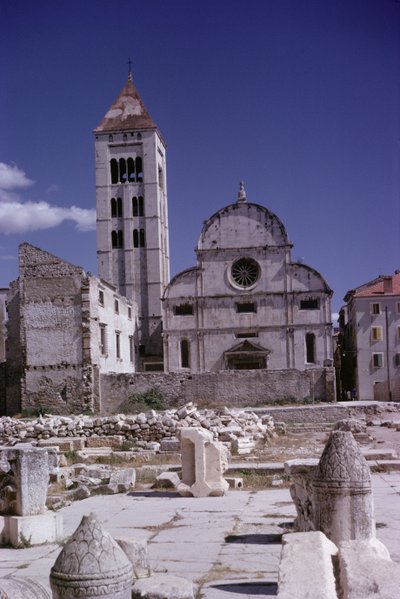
{"left": 0, "top": 576, "right": 51, "bottom": 598}
{"left": 313, "top": 431, "right": 375, "bottom": 545}
{"left": 284, "top": 459, "right": 319, "bottom": 532}
{"left": 179, "top": 428, "right": 229, "bottom": 497}
{"left": 277, "top": 531, "right": 338, "bottom": 599}
{"left": 339, "top": 538, "right": 400, "bottom": 599}
{"left": 155, "top": 471, "right": 181, "bottom": 489}
{"left": 131, "top": 574, "right": 194, "bottom": 599}
{"left": 50, "top": 512, "right": 133, "bottom": 598}
{"left": 334, "top": 419, "right": 367, "bottom": 434}
{"left": 2, "top": 511, "right": 63, "bottom": 547}
{"left": 116, "top": 537, "right": 151, "bottom": 579}
{"left": 0, "top": 444, "right": 54, "bottom": 516}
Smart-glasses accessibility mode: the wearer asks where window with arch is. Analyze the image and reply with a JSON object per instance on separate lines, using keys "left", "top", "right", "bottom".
{"left": 132, "top": 196, "right": 138, "bottom": 217}
{"left": 138, "top": 196, "right": 144, "bottom": 216}
{"left": 111, "top": 230, "right": 124, "bottom": 249}
{"left": 180, "top": 339, "right": 190, "bottom": 369}
{"left": 111, "top": 198, "right": 123, "bottom": 218}
{"left": 110, "top": 159, "right": 118, "bottom": 184}
{"left": 127, "top": 158, "right": 135, "bottom": 182}
{"left": 133, "top": 228, "right": 145, "bottom": 248}
{"left": 122, "top": 133, "right": 127, "bottom": 142}
{"left": 305, "top": 333, "right": 316, "bottom": 364}
{"left": 158, "top": 166, "right": 164, "bottom": 189}
{"left": 136, "top": 157, "right": 143, "bottom": 182}
{"left": 119, "top": 158, "right": 127, "bottom": 183}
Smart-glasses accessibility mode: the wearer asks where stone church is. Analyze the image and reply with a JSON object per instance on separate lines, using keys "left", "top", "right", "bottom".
{"left": 1, "top": 72, "right": 335, "bottom": 413}
{"left": 92, "top": 71, "right": 333, "bottom": 374}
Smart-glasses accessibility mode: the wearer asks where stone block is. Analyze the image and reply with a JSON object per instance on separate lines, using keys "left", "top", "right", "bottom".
{"left": 131, "top": 574, "right": 194, "bottom": 599}
{"left": 155, "top": 471, "right": 181, "bottom": 489}
{"left": 116, "top": 537, "right": 151, "bottom": 579}
{"left": 339, "top": 538, "right": 400, "bottom": 599}
{"left": 85, "top": 435, "right": 125, "bottom": 448}
{"left": 37, "top": 437, "right": 74, "bottom": 452}
{"left": 160, "top": 438, "right": 180, "bottom": 452}
{"left": 225, "top": 477, "right": 243, "bottom": 489}
{"left": 4, "top": 511, "right": 63, "bottom": 547}
{"left": 277, "top": 531, "right": 338, "bottom": 599}
{"left": 179, "top": 428, "right": 229, "bottom": 497}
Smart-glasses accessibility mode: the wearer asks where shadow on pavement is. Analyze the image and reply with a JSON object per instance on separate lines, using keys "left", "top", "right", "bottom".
{"left": 210, "top": 582, "right": 278, "bottom": 595}
{"left": 224, "top": 534, "right": 282, "bottom": 544}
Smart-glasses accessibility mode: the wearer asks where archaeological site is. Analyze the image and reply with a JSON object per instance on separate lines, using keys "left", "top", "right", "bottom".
{"left": 1, "top": 64, "right": 399, "bottom": 599}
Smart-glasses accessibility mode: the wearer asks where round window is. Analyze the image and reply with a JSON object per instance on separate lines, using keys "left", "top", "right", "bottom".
{"left": 231, "top": 258, "right": 260, "bottom": 289}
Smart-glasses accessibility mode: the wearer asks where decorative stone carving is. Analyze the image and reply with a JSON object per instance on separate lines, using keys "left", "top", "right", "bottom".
{"left": 312, "top": 431, "right": 375, "bottom": 546}
{"left": 284, "top": 459, "right": 319, "bottom": 532}
{"left": 178, "top": 428, "right": 229, "bottom": 497}
{"left": 0, "top": 576, "right": 51, "bottom": 598}
{"left": 0, "top": 444, "right": 56, "bottom": 516}
{"left": 50, "top": 512, "right": 133, "bottom": 598}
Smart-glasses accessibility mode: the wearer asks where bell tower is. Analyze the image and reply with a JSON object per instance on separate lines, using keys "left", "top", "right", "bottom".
{"left": 94, "top": 67, "right": 170, "bottom": 361}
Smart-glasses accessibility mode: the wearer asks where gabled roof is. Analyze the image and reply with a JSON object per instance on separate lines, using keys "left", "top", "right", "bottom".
{"left": 344, "top": 271, "right": 400, "bottom": 301}
{"left": 224, "top": 340, "right": 270, "bottom": 356}
{"left": 94, "top": 78, "right": 157, "bottom": 133}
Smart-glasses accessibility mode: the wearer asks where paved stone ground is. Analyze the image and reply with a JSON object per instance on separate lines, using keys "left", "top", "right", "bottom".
{"left": 0, "top": 472, "right": 399, "bottom": 598}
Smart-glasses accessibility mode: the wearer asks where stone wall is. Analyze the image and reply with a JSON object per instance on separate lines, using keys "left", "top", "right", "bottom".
{"left": 100, "top": 367, "right": 336, "bottom": 414}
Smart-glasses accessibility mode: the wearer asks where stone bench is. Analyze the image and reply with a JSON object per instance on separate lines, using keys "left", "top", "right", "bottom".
{"left": 277, "top": 531, "right": 338, "bottom": 599}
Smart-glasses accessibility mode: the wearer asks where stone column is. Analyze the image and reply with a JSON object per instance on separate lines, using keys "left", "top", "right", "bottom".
{"left": 312, "top": 431, "right": 375, "bottom": 546}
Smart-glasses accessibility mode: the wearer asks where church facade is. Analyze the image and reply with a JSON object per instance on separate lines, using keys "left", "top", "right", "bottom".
{"left": 162, "top": 184, "right": 333, "bottom": 373}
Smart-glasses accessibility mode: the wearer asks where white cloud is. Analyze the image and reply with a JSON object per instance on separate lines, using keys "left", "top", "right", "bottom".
{"left": 0, "top": 201, "right": 96, "bottom": 234}
{"left": 0, "top": 163, "right": 95, "bottom": 234}
{"left": 332, "top": 312, "right": 339, "bottom": 324}
{"left": 46, "top": 184, "right": 60, "bottom": 194}
{"left": 0, "top": 163, "right": 34, "bottom": 190}
{"left": 0, "top": 254, "right": 16, "bottom": 261}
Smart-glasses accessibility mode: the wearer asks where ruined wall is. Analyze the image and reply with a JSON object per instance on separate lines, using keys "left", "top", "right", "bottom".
{"left": 100, "top": 367, "right": 336, "bottom": 413}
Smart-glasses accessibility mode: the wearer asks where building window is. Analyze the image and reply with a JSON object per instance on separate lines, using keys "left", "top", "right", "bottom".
{"left": 132, "top": 196, "right": 138, "bottom": 217}
{"left": 158, "top": 166, "right": 164, "bottom": 189}
{"left": 139, "top": 228, "right": 145, "bottom": 247}
{"left": 110, "top": 159, "right": 118, "bottom": 184}
{"left": 231, "top": 258, "right": 260, "bottom": 289}
{"left": 174, "top": 304, "right": 194, "bottom": 316}
{"left": 300, "top": 298, "right": 319, "bottom": 310}
{"left": 136, "top": 157, "right": 143, "bottom": 181}
{"left": 116, "top": 332, "right": 121, "bottom": 359}
{"left": 111, "top": 230, "right": 124, "bottom": 248}
{"left": 108, "top": 134, "right": 113, "bottom": 142}
{"left": 397, "top": 303, "right": 400, "bottom": 314}
{"left": 98, "top": 290, "right": 104, "bottom": 306}
{"left": 129, "top": 336, "right": 134, "bottom": 363}
{"left": 133, "top": 229, "right": 139, "bottom": 248}
{"left": 305, "top": 332, "right": 316, "bottom": 363}
{"left": 180, "top": 339, "right": 190, "bottom": 369}
{"left": 370, "top": 303, "right": 381, "bottom": 315}
{"left": 236, "top": 302, "right": 256, "bottom": 313}
{"left": 372, "top": 353, "right": 383, "bottom": 368}
{"left": 127, "top": 158, "right": 135, "bottom": 182}
{"left": 111, "top": 197, "right": 123, "bottom": 218}
{"left": 128, "top": 306, "right": 132, "bottom": 319}
{"left": 114, "top": 299, "right": 119, "bottom": 314}
{"left": 99, "top": 324, "right": 107, "bottom": 356}
{"left": 138, "top": 196, "right": 144, "bottom": 216}
{"left": 123, "top": 133, "right": 127, "bottom": 142}
{"left": 235, "top": 331, "right": 259, "bottom": 338}
{"left": 371, "top": 327, "right": 382, "bottom": 341}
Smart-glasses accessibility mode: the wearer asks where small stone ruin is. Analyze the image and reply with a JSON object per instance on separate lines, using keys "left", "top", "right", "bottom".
{"left": 0, "top": 443, "right": 63, "bottom": 547}
{"left": 178, "top": 427, "right": 230, "bottom": 497}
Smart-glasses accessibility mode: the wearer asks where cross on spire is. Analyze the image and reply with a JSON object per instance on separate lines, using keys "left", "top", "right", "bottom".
{"left": 127, "top": 58, "right": 133, "bottom": 82}
{"left": 237, "top": 181, "right": 247, "bottom": 203}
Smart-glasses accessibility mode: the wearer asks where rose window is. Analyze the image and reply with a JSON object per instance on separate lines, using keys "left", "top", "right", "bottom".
{"left": 231, "top": 258, "right": 260, "bottom": 288}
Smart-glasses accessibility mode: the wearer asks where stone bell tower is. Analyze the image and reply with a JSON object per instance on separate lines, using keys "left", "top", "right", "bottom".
{"left": 94, "top": 67, "right": 170, "bottom": 361}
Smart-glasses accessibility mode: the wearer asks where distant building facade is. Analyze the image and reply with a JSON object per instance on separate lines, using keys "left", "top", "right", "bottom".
{"left": 162, "top": 184, "right": 333, "bottom": 373}
{"left": 5, "top": 243, "right": 137, "bottom": 415}
{"left": 339, "top": 272, "right": 400, "bottom": 401}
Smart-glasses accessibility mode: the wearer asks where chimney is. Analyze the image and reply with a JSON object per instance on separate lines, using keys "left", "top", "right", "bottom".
{"left": 383, "top": 276, "right": 393, "bottom": 294}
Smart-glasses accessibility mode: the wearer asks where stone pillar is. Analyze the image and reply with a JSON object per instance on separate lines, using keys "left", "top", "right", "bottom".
{"left": 178, "top": 428, "right": 229, "bottom": 497}
{"left": 0, "top": 443, "right": 62, "bottom": 547}
{"left": 50, "top": 513, "right": 133, "bottom": 599}
{"left": 312, "top": 431, "right": 375, "bottom": 546}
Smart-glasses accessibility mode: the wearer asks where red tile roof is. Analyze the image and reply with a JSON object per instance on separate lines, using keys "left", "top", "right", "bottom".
{"left": 346, "top": 272, "right": 400, "bottom": 300}
{"left": 94, "top": 79, "right": 157, "bottom": 132}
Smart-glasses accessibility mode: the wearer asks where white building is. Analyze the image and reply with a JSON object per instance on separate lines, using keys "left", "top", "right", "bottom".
{"left": 94, "top": 70, "right": 169, "bottom": 364}
{"left": 162, "top": 183, "right": 333, "bottom": 373}
{"left": 340, "top": 272, "right": 400, "bottom": 401}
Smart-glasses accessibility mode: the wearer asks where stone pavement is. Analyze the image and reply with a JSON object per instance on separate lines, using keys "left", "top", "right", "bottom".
{"left": 0, "top": 474, "right": 399, "bottom": 598}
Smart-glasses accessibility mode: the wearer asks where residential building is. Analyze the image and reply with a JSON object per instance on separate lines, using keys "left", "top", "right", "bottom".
{"left": 339, "top": 272, "right": 400, "bottom": 401}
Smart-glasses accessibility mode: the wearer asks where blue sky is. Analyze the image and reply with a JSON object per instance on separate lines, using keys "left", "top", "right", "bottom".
{"left": 1, "top": 0, "right": 399, "bottom": 317}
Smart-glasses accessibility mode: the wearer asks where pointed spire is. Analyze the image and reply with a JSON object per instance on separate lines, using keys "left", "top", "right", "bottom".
{"left": 95, "top": 71, "right": 157, "bottom": 133}
{"left": 237, "top": 181, "right": 247, "bottom": 203}
{"left": 127, "top": 57, "right": 133, "bottom": 82}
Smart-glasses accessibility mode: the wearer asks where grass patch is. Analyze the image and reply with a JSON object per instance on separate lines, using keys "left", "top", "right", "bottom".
{"left": 119, "top": 388, "right": 166, "bottom": 413}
